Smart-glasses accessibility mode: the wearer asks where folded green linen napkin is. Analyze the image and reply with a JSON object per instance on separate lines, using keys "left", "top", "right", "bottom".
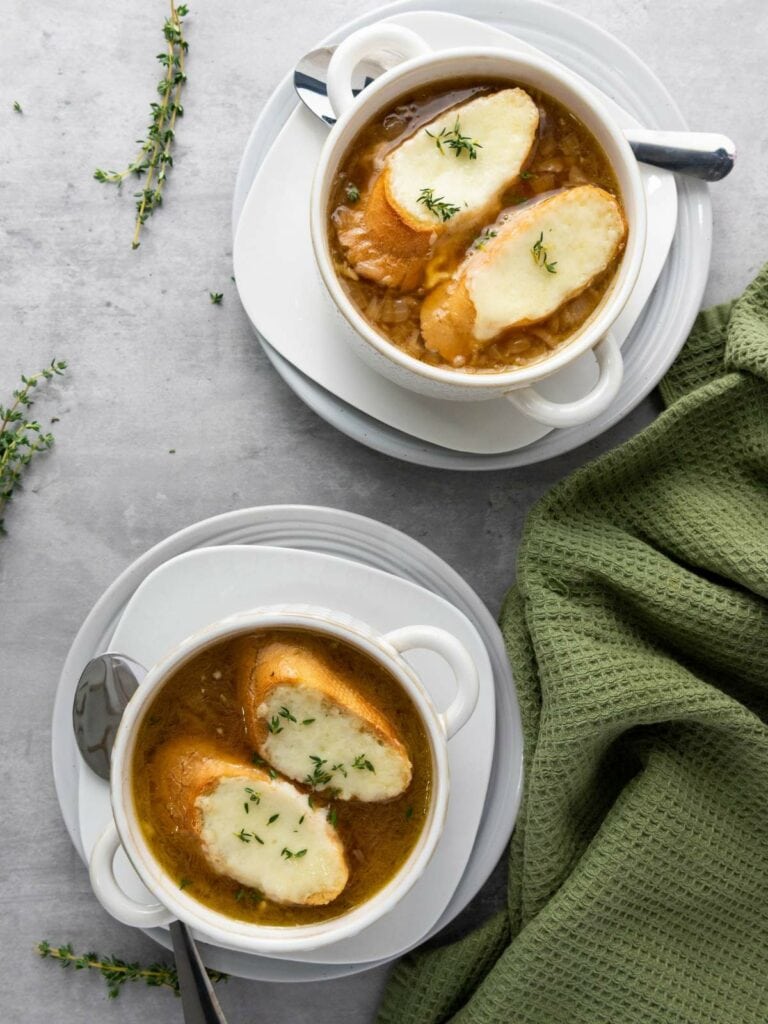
{"left": 379, "top": 265, "right": 768, "bottom": 1024}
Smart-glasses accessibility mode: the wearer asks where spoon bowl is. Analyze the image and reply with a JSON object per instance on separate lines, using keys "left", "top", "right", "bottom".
{"left": 72, "top": 654, "right": 143, "bottom": 781}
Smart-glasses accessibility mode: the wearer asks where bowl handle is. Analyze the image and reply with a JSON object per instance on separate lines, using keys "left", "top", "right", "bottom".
{"left": 383, "top": 625, "right": 479, "bottom": 740}
{"left": 89, "top": 820, "right": 175, "bottom": 928}
{"left": 504, "top": 332, "right": 624, "bottom": 428}
{"left": 327, "top": 24, "right": 432, "bottom": 120}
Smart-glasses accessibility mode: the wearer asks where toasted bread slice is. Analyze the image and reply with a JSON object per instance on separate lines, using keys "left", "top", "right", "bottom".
{"left": 334, "top": 88, "right": 539, "bottom": 290}
{"left": 420, "top": 185, "right": 626, "bottom": 362}
{"left": 235, "top": 640, "right": 413, "bottom": 802}
{"left": 151, "top": 738, "right": 348, "bottom": 906}
{"left": 385, "top": 89, "right": 539, "bottom": 230}
{"left": 334, "top": 174, "right": 433, "bottom": 291}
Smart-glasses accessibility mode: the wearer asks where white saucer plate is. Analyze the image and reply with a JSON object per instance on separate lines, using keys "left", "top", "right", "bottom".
{"left": 235, "top": 9, "right": 677, "bottom": 457}
{"left": 52, "top": 506, "right": 523, "bottom": 982}
{"left": 232, "top": 0, "right": 711, "bottom": 470}
{"left": 78, "top": 544, "right": 495, "bottom": 967}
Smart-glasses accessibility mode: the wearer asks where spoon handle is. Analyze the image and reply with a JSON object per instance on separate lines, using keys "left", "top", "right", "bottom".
{"left": 623, "top": 129, "right": 736, "bottom": 181}
{"left": 169, "top": 920, "right": 229, "bottom": 1024}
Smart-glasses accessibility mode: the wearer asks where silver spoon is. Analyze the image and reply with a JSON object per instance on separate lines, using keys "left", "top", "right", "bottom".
{"left": 294, "top": 45, "right": 735, "bottom": 181}
{"left": 73, "top": 654, "right": 228, "bottom": 1024}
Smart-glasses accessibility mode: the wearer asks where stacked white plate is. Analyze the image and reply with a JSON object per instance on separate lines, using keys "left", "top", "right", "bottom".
{"left": 52, "top": 506, "right": 523, "bottom": 981}
{"left": 232, "top": 0, "right": 711, "bottom": 470}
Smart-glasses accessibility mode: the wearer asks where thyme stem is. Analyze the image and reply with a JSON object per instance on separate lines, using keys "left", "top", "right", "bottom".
{"left": 94, "top": 1, "right": 189, "bottom": 249}
{"left": 37, "top": 941, "right": 228, "bottom": 1000}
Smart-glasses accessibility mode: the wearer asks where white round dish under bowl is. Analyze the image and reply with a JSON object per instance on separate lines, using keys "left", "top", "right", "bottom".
{"left": 52, "top": 506, "right": 522, "bottom": 982}
{"left": 84, "top": 548, "right": 493, "bottom": 965}
{"left": 234, "top": 9, "right": 670, "bottom": 454}
{"left": 232, "top": 0, "right": 711, "bottom": 469}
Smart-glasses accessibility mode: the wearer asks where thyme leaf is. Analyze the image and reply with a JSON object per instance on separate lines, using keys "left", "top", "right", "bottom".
{"left": 472, "top": 229, "right": 497, "bottom": 250}
{"left": 417, "top": 187, "right": 460, "bottom": 222}
{"left": 531, "top": 232, "right": 558, "bottom": 274}
{"left": 303, "top": 755, "right": 333, "bottom": 788}
{"left": 426, "top": 116, "right": 481, "bottom": 160}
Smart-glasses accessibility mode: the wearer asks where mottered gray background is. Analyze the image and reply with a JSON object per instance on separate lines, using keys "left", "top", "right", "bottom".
{"left": 0, "top": 0, "right": 764, "bottom": 1020}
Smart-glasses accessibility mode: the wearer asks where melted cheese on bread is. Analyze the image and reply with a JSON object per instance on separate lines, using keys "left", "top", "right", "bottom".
{"left": 152, "top": 739, "right": 348, "bottom": 905}
{"left": 236, "top": 641, "right": 412, "bottom": 802}
{"left": 334, "top": 88, "right": 539, "bottom": 290}
{"left": 420, "top": 185, "right": 626, "bottom": 360}
{"left": 386, "top": 89, "right": 539, "bottom": 229}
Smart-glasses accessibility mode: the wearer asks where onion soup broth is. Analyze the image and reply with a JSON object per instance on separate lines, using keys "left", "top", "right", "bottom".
{"left": 329, "top": 79, "right": 625, "bottom": 372}
{"left": 132, "top": 628, "right": 433, "bottom": 926}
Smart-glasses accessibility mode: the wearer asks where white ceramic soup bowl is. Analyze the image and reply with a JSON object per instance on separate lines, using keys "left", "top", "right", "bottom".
{"left": 88, "top": 603, "right": 479, "bottom": 955}
{"left": 310, "top": 23, "right": 647, "bottom": 429}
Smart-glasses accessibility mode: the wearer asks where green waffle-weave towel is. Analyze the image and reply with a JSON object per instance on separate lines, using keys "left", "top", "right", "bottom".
{"left": 378, "top": 264, "right": 768, "bottom": 1024}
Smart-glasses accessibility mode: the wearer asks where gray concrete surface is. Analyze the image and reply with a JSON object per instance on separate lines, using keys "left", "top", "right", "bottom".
{"left": 0, "top": 0, "right": 764, "bottom": 1020}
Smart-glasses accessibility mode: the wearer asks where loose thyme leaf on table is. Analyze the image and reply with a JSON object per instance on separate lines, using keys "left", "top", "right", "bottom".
{"left": 93, "top": 1, "right": 189, "bottom": 249}
{"left": 1, "top": 359, "right": 67, "bottom": 535}
{"left": 12, "top": 100, "right": 22, "bottom": 113}
{"left": 36, "top": 941, "right": 228, "bottom": 1000}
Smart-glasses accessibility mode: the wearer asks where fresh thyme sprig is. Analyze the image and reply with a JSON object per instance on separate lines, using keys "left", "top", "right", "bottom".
{"left": 304, "top": 755, "right": 333, "bottom": 788}
{"left": 12, "top": 100, "right": 22, "bottom": 114}
{"left": 93, "top": 1, "right": 189, "bottom": 249}
{"left": 209, "top": 291, "right": 223, "bottom": 305}
{"left": 531, "top": 231, "right": 558, "bottom": 274}
{"left": 426, "top": 116, "right": 481, "bottom": 160}
{"left": 1, "top": 360, "right": 67, "bottom": 535}
{"left": 36, "top": 941, "right": 228, "bottom": 1000}
{"left": 417, "top": 187, "right": 460, "bottom": 222}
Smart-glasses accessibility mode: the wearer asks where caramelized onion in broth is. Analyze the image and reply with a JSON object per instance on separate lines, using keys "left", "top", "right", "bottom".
{"left": 132, "top": 629, "right": 432, "bottom": 926}
{"left": 329, "top": 79, "right": 624, "bottom": 372}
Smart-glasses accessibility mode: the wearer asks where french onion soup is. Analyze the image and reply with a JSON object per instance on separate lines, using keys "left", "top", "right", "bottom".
{"left": 328, "top": 79, "right": 627, "bottom": 372}
{"left": 132, "top": 628, "right": 432, "bottom": 926}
